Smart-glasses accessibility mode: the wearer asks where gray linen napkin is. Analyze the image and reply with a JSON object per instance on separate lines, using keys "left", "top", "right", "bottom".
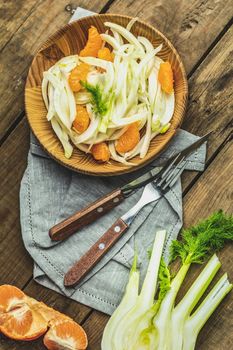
{"left": 20, "top": 8, "right": 206, "bottom": 315}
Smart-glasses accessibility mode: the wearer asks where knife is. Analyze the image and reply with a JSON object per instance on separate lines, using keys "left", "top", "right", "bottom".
{"left": 49, "top": 132, "right": 210, "bottom": 242}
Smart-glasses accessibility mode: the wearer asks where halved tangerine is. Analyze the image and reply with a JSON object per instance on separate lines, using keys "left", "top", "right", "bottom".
{"left": 0, "top": 305, "right": 48, "bottom": 341}
{"left": 43, "top": 320, "right": 88, "bottom": 350}
{"left": 0, "top": 285, "right": 26, "bottom": 313}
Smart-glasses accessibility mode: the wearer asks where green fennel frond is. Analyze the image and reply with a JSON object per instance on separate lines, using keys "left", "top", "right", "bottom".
{"left": 170, "top": 210, "right": 233, "bottom": 264}
{"left": 157, "top": 257, "right": 171, "bottom": 302}
{"left": 80, "top": 81, "right": 108, "bottom": 116}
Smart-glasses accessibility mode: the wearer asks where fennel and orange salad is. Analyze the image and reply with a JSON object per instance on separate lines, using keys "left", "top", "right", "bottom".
{"left": 42, "top": 19, "right": 175, "bottom": 164}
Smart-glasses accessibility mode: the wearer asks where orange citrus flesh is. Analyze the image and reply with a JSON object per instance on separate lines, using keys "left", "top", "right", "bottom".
{"left": 69, "top": 63, "right": 90, "bottom": 92}
{"left": 44, "top": 320, "right": 88, "bottom": 350}
{"left": 73, "top": 105, "right": 90, "bottom": 134}
{"left": 92, "top": 142, "right": 110, "bottom": 162}
{"left": 0, "top": 285, "right": 88, "bottom": 346}
{"left": 158, "top": 61, "right": 174, "bottom": 94}
{"left": 28, "top": 298, "right": 70, "bottom": 327}
{"left": 0, "top": 305, "right": 48, "bottom": 341}
{"left": 116, "top": 122, "right": 140, "bottom": 154}
{"left": 97, "top": 47, "right": 114, "bottom": 62}
{"left": 0, "top": 285, "right": 26, "bottom": 313}
{"left": 80, "top": 26, "right": 103, "bottom": 57}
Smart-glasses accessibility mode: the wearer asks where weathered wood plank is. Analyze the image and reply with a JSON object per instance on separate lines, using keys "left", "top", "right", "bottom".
{"left": 83, "top": 134, "right": 233, "bottom": 350}
{"left": 0, "top": 0, "right": 38, "bottom": 50}
{"left": 0, "top": 118, "right": 31, "bottom": 286}
{"left": 0, "top": 0, "right": 110, "bottom": 140}
{"left": 181, "top": 24, "right": 233, "bottom": 190}
{"left": 108, "top": 0, "right": 233, "bottom": 73}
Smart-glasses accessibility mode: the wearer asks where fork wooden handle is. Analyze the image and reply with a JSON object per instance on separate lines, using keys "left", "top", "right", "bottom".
{"left": 64, "top": 218, "right": 128, "bottom": 287}
{"left": 49, "top": 188, "right": 124, "bottom": 241}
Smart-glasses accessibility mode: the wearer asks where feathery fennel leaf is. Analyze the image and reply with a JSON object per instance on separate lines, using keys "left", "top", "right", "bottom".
{"left": 80, "top": 81, "right": 108, "bottom": 116}
{"left": 170, "top": 210, "right": 233, "bottom": 264}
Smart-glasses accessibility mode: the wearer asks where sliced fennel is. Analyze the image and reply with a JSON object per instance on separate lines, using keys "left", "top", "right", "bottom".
{"left": 101, "top": 254, "right": 140, "bottom": 350}
{"left": 42, "top": 20, "right": 175, "bottom": 162}
{"left": 101, "top": 211, "right": 233, "bottom": 350}
{"left": 111, "top": 230, "right": 166, "bottom": 350}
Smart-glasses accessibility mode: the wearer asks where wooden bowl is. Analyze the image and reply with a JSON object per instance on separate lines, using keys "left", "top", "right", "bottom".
{"left": 25, "top": 14, "right": 188, "bottom": 176}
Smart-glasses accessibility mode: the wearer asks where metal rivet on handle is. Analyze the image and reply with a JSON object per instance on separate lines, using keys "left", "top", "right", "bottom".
{"left": 114, "top": 226, "right": 121, "bottom": 233}
{"left": 113, "top": 197, "right": 120, "bottom": 203}
{"left": 99, "top": 243, "right": 105, "bottom": 250}
{"left": 97, "top": 207, "right": 104, "bottom": 213}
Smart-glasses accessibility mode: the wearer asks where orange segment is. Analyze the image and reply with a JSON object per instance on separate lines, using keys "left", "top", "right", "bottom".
{"left": 80, "top": 26, "right": 103, "bottom": 57}
{"left": 0, "top": 285, "right": 26, "bottom": 313}
{"left": 73, "top": 105, "right": 90, "bottom": 134}
{"left": 69, "top": 63, "right": 90, "bottom": 92}
{"left": 28, "top": 299, "right": 70, "bottom": 327}
{"left": 97, "top": 47, "right": 114, "bottom": 62}
{"left": 0, "top": 305, "right": 47, "bottom": 341}
{"left": 92, "top": 142, "right": 110, "bottom": 162}
{"left": 43, "top": 320, "right": 88, "bottom": 350}
{"left": 116, "top": 122, "right": 140, "bottom": 154}
{"left": 158, "top": 61, "right": 174, "bottom": 94}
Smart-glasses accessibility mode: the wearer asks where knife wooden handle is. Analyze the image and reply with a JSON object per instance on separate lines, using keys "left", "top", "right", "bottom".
{"left": 49, "top": 188, "right": 124, "bottom": 241}
{"left": 64, "top": 218, "right": 128, "bottom": 287}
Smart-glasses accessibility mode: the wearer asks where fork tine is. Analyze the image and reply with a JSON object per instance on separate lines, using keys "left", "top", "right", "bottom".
{"left": 155, "top": 154, "right": 184, "bottom": 187}
{"left": 162, "top": 156, "right": 185, "bottom": 184}
{"left": 162, "top": 161, "right": 187, "bottom": 190}
{"left": 155, "top": 153, "right": 182, "bottom": 185}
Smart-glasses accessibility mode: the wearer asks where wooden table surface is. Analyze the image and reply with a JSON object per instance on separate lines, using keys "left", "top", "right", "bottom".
{"left": 0, "top": 1, "right": 232, "bottom": 349}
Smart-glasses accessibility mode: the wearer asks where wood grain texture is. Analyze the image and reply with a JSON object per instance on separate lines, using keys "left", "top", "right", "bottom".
{"left": 25, "top": 14, "right": 188, "bottom": 175}
{"left": 0, "top": 0, "right": 38, "bottom": 50}
{"left": 0, "top": 0, "right": 110, "bottom": 140}
{"left": 64, "top": 218, "right": 128, "bottom": 286}
{"left": 0, "top": 118, "right": 32, "bottom": 286}
{"left": 181, "top": 24, "right": 233, "bottom": 190}
{"left": 108, "top": 0, "right": 233, "bottom": 73}
{"left": 49, "top": 188, "right": 124, "bottom": 241}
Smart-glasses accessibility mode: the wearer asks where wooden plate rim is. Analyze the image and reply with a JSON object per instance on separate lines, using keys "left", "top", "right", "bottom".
{"left": 25, "top": 13, "right": 188, "bottom": 176}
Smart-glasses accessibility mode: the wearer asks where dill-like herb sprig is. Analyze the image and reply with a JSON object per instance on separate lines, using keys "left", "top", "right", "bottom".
{"left": 170, "top": 210, "right": 233, "bottom": 264}
{"left": 80, "top": 81, "right": 108, "bottom": 117}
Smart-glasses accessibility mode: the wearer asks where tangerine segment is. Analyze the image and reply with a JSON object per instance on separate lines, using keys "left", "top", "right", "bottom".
{"left": 0, "top": 285, "right": 26, "bottom": 313}
{"left": 92, "top": 142, "right": 110, "bottom": 162}
{"left": 97, "top": 47, "right": 114, "bottom": 62}
{"left": 116, "top": 122, "right": 140, "bottom": 154}
{"left": 69, "top": 63, "right": 90, "bottom": 92}
{"left": 80, "top": 26, "right": 103, "bottom": 57}
{"left": 158, "top": 61, "right": 174, "bottom": 94}
{"left": 0, "top": 306, "right": 47, "bottom": 341}
{"left": 73, "top": 105, "right": 90, "bottom": 134}
{"left": 44, "top": 320, "right": 88, "bottom": 350}
{"left": 28, "top": 299, "right": 70, "bottom": 327}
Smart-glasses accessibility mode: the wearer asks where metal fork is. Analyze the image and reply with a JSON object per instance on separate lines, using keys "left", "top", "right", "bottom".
{"left": 122, "top": 155, "right": 186, "bottom": 225}
{"left": 64, "top": 154, "right": 186, "bottom": 287}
